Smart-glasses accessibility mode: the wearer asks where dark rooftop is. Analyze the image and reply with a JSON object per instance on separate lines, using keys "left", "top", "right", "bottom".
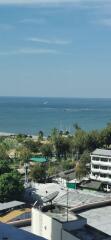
{"left": 80, "top": 180, "right": 102, "bottom": 191}
{"left": 71, "top": 225, "right": 111, "bottom": 240}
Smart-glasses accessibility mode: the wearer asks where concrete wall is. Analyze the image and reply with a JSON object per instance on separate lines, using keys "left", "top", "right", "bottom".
{"left": 32, "top": 208, "right": 85, "bottom": 240}
{"left": 63, "top": 218, "right": 87, "bottom": 231}
{"left": 62, "top": 230, "right": 79, "bottom": 240}
{"left": 32, "top": 208, "right": 62, "bottom": 240}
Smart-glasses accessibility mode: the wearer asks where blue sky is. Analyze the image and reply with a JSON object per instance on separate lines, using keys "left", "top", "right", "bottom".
{"left": 0, "top": 0, "right": 111, "bottom": 98}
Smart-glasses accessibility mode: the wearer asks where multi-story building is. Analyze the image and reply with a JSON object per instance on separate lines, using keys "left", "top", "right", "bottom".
{"left": 90, "top": 149, "right": 111, "bottom": 189}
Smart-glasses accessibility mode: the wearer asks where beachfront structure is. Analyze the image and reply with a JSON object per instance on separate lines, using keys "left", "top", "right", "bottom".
{"left": 90, "top": 149, "right": 111, "bottom": 189}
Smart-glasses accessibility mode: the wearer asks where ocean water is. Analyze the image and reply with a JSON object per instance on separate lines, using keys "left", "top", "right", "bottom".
{"left": 0, "top": 97, "right": 111, "bottom": 135}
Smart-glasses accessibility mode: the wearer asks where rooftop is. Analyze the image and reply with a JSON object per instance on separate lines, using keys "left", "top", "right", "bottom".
{"left": 71, "top": 225, "right": 111, "bottom": 240}
{"left": 80, "top": 180, "right": 102, "bottom": 191}
{"left": 0, "top": 222, "right": 46, "bottom": 240}
{"left": 30, "top": 157, "right": 47, "bottom": 163}
{"left": 0, "top": 201, "right": 25, "bottom": 212}
{"left": 55, "top": 189, "right": 111, "bottom": 210}
{"left": 80, "top": 205, "right": 111, "bottom": 236}
{"left": 32, "top": 182, "right": 111, "bottom": 211}
{"left": 45, "top": 206, "right": 78, "bottom": 223}
{"left": 91, "top": 148, "right": 111, "bottom": 157}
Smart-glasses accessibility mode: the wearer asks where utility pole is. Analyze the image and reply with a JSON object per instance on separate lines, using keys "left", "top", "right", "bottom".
{"left": 66, "top": 177, "right": 69, "bottom": 222}
{"left": 24, "top": 163, "right": 29, "bottom": 185}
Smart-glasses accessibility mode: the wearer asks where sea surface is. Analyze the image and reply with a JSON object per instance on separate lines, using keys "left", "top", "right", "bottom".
{"left": 0, "top": 97, "right": 111, "bottom": 136}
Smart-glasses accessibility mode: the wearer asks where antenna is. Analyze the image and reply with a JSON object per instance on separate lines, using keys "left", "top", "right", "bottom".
{"left": 67, "top": 177, "right": 69, "bottom": 222}
{"left": 24, "top": 163, "right": 29, "bottom": 185}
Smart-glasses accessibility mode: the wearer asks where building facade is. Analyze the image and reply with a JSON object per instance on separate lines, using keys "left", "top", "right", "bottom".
{"left": 90, "top": 149, "right": 111, "bottom": 187}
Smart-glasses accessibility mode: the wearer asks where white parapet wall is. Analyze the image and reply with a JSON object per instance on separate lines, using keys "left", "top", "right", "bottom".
{"left": 31, "top": 208, "right": 86, "bottom": 240}
{"left": 32, "top": 208, "right": 62, "bottom": 240}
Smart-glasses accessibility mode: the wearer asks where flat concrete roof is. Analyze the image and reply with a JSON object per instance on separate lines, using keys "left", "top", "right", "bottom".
{"left": 0, "top": 222, "right": 46, "bottom": 240}
{"left": 46, "top": 208, "right": 78, "bottom": 223}
{"left": 0, "top": 201, "right": 25, "bottom": 212}
{"left": 91, "top": 149, "right": 111, "bottom": 157}
{"left": 55, "top": 189, "right": 111, "bottom": 210}
{"left": 79, "top": 205, "right": 111, "bottom": 236}
{"left": 32, "top": 183, "right": 111, "bottom": 210}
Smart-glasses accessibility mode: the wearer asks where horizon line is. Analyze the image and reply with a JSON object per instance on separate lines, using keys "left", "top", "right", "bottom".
{"left": 0, "top": 96, "right": 111, "bottom": 99}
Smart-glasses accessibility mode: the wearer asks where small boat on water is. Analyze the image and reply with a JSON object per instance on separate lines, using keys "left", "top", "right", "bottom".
{"left": 43, "top": 101, "right": 48, "bottom": 105}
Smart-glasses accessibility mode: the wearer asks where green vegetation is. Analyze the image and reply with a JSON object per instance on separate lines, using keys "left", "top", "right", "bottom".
{"left": 0, "top": 160, "right": 11, "bottom": 175}
{"left": 0, "top": 171, "right": 24, "bottom": 202}
{"left": 0, "top": 122, "right": 111, "bottom": 200}
{"left": 40, "top": 143, "right": 53, "bottom": 158}
{"left": 0, "top": 156, "right": 24, "bottom": 202}
{"left": 30, "top": 164, "right": 47, "bottom": 182}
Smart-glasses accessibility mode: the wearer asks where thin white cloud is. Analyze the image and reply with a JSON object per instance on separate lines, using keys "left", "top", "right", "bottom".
{"left": 0, "top": 48, "right": 60, "bottom": 55}
{"left": 28, "top": 37, "right": 71, "bottom": 45}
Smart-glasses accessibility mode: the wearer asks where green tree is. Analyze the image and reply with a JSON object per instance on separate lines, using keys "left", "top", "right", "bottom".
{"left": 85, "top": 130, "right": 100, "bottom": 151}
{"left": 51, "top": 128, "right": 59, "bottom": 143}
{"left": 3, "top": 138, "right": 19, "bottom": 150}
{"left": 16, "top": 133, "right": 28, "bottom": 143}
{"left": 0, "top": 171, "right": 24, "bottom": 202}
{"left": 40, "top": 143, "right": 53, "bottom": 158}
{"left": 0, "top": 160, "right": 11, "bottom": 175}
{"left": 47, "top": 165, "right": 57, "bottom": 176}
{"left": 38, "top": 131, "right": 44, "bottom": 141}
{"left": 73, "top": 123, "right": 81, "bottom": 131}
{"left": 99, "top": 124, "right": 111, "bottom": 148}
{"left": 18, "top": 147, "right": 31, "bottom": 164}
{"left": 55, "top": 136, "right": 71, "bottom": 160}
{"left": 73, "top": 129, "right": 87, "bottom": 154}
{"left": 30, "top": 164, "right": 46, "bottom": 182}
{"left": 0, "top": 144, "right": 9, "bottom": 160}
{"left": 24, "top": 139, "right": 40, "bottom": 153}
{"left": 75, "top": 151, "right": 90, "bottom": 179}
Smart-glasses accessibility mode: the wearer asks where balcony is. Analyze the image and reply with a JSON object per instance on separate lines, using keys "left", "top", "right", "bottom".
{"left": 99, "top": 169, "right": 108, "bottom": 174}
{"left": 91, "top": 160, "right": 100, "bottom": 165}
{"left": 99, "top": 161, "right": 111, "bottom": 167}
{"left": 91, "top": 168, "right": 100, "bottom": 173}
{"left": 90, "top": 174, "right": 111, "bottom": 183}
{"left": 92, "top": 159, "right": 111, "bottom": 167}
{"left": 99, "top": 176, "right": 111, "bottom": 182}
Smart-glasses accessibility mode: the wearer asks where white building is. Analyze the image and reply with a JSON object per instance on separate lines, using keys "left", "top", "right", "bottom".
{"left": 32, "top": 207, "right": 110, "bottom": 240}
{"left": 90, "top": 149, "right": 111, "bottom": 187}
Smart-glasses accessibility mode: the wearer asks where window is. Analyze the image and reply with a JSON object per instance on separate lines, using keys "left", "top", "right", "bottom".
{"left": 92, "top": 157, "right": 99, "bottom": 161}
{"left": 101, "top": 158, "right": 108, "bottom": 162}
{"left": 93, "top": 165, "right": 99, "bottom": 169}
{"left": 100, "top": 166, "right": 108, "bottom": 170}
{"left": 100, "top": 174, "right": 107, "bottom": 178}
{"left": 93, "top": 173, "right": 99, "bottom": 177}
